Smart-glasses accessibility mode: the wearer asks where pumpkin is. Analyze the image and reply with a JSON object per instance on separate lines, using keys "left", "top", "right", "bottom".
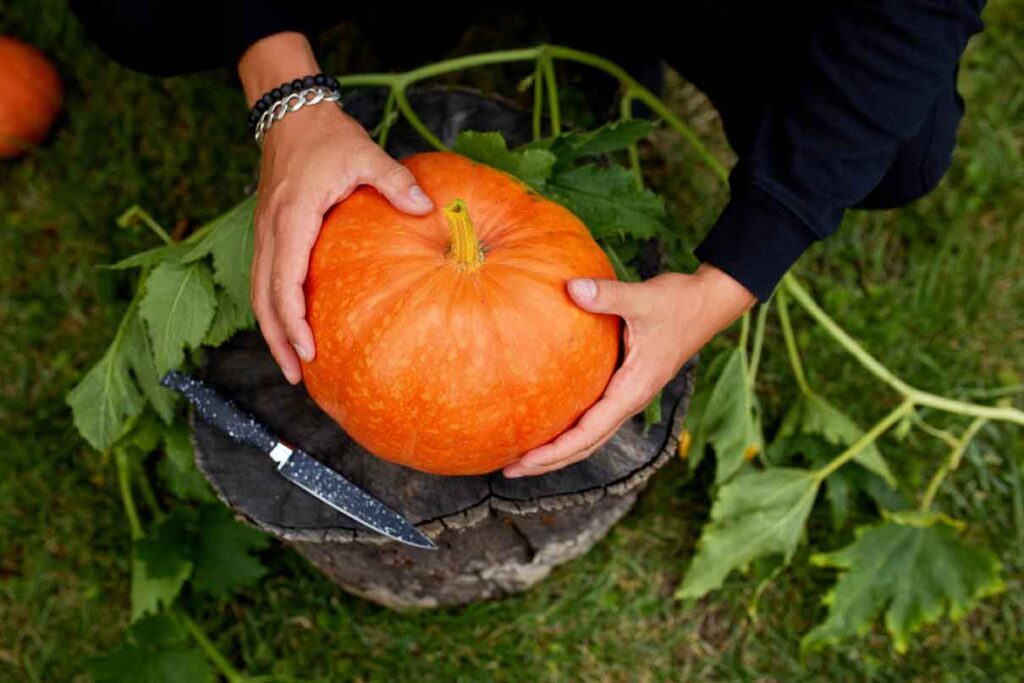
{"left": 303, "top": 152, "right": 620, "bottom": 475}
{"left": 0, "top": 36, "right": 62, "bottom": 159}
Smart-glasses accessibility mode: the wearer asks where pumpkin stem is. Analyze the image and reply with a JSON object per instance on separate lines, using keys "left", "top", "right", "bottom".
{"left": 444, "top": 199, "right": 483, "bottom": 271}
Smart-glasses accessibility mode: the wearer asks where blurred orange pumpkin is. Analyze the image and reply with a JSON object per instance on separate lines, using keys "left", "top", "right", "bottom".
{"left": 0, "top": 36, "right": 62, "bottom": 159}
{"left": 302, "top": 152, "right": 620, "bottom": 475}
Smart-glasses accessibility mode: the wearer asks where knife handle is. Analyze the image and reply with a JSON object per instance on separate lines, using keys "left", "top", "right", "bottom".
{"left": 160, "top": 370, "right": 278, "bottom": 453}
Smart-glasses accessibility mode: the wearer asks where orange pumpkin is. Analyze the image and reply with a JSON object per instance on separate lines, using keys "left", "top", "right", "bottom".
{"left": 0, "top": 36, "right": 62, "bottom": 159}
{"left": 303, "top": 152, "right": 620, "bottom": 475}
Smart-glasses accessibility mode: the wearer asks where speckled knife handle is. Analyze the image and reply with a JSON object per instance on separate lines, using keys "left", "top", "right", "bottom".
{"left": 160, "top": 370, "right": 278, "bottom": 453}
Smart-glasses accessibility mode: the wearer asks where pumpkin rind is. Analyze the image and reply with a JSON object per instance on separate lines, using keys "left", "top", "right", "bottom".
{"left": 302, "top": 152, "right": 620, "bottom": 475}
{"left": 0, "top": 37, "right": 62, "bottom": 159}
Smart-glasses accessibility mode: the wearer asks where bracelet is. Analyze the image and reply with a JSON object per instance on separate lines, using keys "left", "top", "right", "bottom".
{"left": 247, "top": 73, "right": 343, "bottom": 147}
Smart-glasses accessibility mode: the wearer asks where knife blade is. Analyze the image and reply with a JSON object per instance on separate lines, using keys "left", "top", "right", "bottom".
{"left": 160, "top": 370, "right": 436, "bottom": 550}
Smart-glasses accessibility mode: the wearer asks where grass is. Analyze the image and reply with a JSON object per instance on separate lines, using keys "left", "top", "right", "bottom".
{"left": 1, "top": 1, "right": 1022, "bottom": 681}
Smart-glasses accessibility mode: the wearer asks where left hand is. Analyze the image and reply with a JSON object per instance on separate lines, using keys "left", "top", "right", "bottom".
{"left": 503, "top": 263, "right": 756, "bottom": 478}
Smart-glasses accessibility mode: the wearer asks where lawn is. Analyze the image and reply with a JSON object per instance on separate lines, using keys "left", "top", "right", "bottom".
{"left": 1, "top": 1, "right": 1022, "bottom": 682}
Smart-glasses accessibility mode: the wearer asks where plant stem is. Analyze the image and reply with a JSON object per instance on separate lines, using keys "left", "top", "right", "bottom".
{"left": 118, "top": 206, "right": 173, "bottom": 245}
{"left": 134, "top": 457, "right": 163, "bottom": 518}
{"left": 784, "top": 275, "right": 1024, "bottom": 426}
{"left": 393, "top": 88, "right": 447, "bottom": 151}
{"left": 178, "top": 611, "right": 248, "bottom": 683}
{"left": 532, "top": 60, "right": 545, "bottom": 141}
{"left": 546, "top": 46, "right": 729, "bottom": 181}
{"left": 620, "top": 91, "right": 643, "bottom": 189}
{"left": 815, "top": 400, "right": 915, "bottom": 481}
{"left": 748, "top": 302, "right": 770, "bottom": 389}
{"left": 920, "top": 417, "right": 988, "bottom": 511}
{"left": 738, "top": 310, "right": 751, "bottom": 351}
{"left": 376, "top": 88, "right": 398, "bottom": 147}
{"left": 115, "top": 449, "right": 143, "bottom": 540}
{"left": 775, "top": 286, "right": 811, "bottom": 396}
{"left": 336, "top": 45, "right": 729, "bottom": 182}
{"left": 540, "top": 51, "right": 561, "bottom": 135}
{"left": 911, "top": 412, "right": 960, "bottom": 449}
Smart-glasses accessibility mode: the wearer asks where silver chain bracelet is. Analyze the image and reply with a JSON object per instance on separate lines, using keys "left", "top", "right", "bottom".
{"left": 254, "top": 86, "right": 343, "bottom": 147}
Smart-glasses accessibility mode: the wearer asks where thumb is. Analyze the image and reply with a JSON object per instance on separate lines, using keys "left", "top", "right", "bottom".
{"left": 567, "top": 278, "right": 645, "bottom": 316}
{"left": 368, "top": 155, "right": 434, "bottom": 215}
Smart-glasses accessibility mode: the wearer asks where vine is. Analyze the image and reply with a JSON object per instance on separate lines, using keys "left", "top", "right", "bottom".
{"left": 71, "top": 43, "right": 1020, "bottom": 676}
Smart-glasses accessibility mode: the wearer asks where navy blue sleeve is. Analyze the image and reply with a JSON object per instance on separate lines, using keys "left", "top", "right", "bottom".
{"left": 70, "top": 1, "right": 321, "bottom": 76}
{"left": 695, "top": 1, "right": 984, "bottom": 300}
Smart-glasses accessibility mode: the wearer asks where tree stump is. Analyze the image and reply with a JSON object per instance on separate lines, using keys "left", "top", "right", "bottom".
{"left": 193, "top": 332, "right": 694, "bottom": 609}
{"left": 191, "top": 89, "right": 696, "bottom": 609}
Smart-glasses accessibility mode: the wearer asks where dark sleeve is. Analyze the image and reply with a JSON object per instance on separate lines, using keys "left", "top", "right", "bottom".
{"left": 694, "top": 1, "right": 984, "bottom": 300}
{"left": 70, "top": 0, "right": 321, "bottom": 76}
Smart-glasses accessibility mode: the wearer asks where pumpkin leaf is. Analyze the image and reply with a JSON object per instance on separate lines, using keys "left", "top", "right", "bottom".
{"left": 677, "top": 467, "right": 820, "bottom": 599}
{"left": 130, "top": 543, "right": 192, "bottom": 621}
{"left": 803, "top": 513, "right": 1004, "bottom": 653}
{"left": 122, "top": 308, "right": 177, "bottom": 423}
{"left": 139, "top": 262, "right": 217, "bottom": 375}
{"left": 67, "top": 325, "right": 145, "bottom": 452}
{"left": 105, "top": 243, "right": 188, "bottom": 270}
{"left": 531, "top": 119, "right": 656, "bottom": 171}
{"left": 88, "top": 614, "right": 214, "bottom": 683}
{"left": 137, "top": 504, "right": 268, "bottom": 597}
{"left": 190, "top": 504, "right": 270, "bottom": 596}
{"left": 777, "top": 393, "right": 896, "bottom": 487}
{"left": 769, "top": 435, "right": 906, "bottom": 528}
{"left": 544, "top": 164, "right": 667, "bottom": 240}
{"left": 453, "top": 131, "right": 556, "bottom": 189}
{"left": 158, "top": 424, "right": 214, "bottom": 503}
{"left": 183, "top": 196, "right": 257, "bottom": 307}
{"left": 204, "top": 287, "right": 255, "bottom": 347}
{"left": 690, "top": 348, "right": 762, "bottom": 484}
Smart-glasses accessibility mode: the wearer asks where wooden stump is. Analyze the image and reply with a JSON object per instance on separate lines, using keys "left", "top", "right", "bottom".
{"left": 193, "top": 333, "right": 694, "bottom": 609}
{"left": 191, "top": 89, "right": 695, "bottom": 609}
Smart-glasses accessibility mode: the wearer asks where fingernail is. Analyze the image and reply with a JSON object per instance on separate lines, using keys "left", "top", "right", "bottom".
{"left": 503, "top": 468, "right": 523, "bottom": 479}
{"left": 293, "top": 342, "right": 313, "bottom": 362}
{"left": 569, "top": 278, "right": 597, "bottom": 300}
{"left": 409, "top": 185, "right": 432, "bottom": 207}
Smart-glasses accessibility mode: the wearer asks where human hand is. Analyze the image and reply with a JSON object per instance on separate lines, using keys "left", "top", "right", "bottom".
{"left": 239, "top": 33, "right": 434, "bottom": 384}
{"left": 503, "top": 263, "right": 756, "bottom": 478}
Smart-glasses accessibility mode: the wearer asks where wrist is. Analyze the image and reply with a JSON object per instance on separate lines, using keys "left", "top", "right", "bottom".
{"left": 693, "top": 262, "right": 757, "bottom": 331}
{"left": 238, "top": 32, "right": 321, "bottom": 107}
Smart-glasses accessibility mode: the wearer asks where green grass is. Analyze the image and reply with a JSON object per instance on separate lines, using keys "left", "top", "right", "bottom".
{"left": 1, "top": 1, "right": 1022, "bottom": 681}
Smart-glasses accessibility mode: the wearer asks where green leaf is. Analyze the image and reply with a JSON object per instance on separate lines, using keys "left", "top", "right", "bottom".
{"left": 88, "top": 614, "right": 214, "bottom": 683}
{"left": 137, "top": 504, "right": 268, "bottom": 597}
{"left": 545, "top": 164, "right": 667, "bottom": 240}
{"left": 122, "top": 308, "right": 177, "bottom": 423}
{"left": 532, "top": 119, "right": 655, "bottom": 171}
{"left": 803, "top": 516, "right": 1004, "bottom": 653}
{"left": 105, "top": 243, "right": 187, "bottom": 270}
{"left": 203, "top": 287, "right": 255, "bottom": 347}
{"left": 139, "top": 262, "right": 217, "bottom": 374}
{"left": 158, "top": 424, "right": 215, "bottom": 502}
{"left": 136, "top": 510, "right": 194, "bottom": 580}
{"left": 453, "top": 131, "right": 556, "bottom": 189}
{"left": 158, "top": 425, "right": 214, "bottom": 502}
{"left": 183, "top": 196, "right": 256, "bottom": 307}
{"left": 190, "top": 504, "right": 270, "bottom": 597}
{"left": 772, "top": 435, "right": 907, "bottom": 528}
{"left": 122, "top": 410, "right": 168, "bottom": 455}
{"left": 67, "top": 335, "right": 145, "bottom": 452}
{"left": 677, "top": 467, "right": 820, "bottom": 599}
{"left": 692, "top": 348, "right": 762, "bottom": 484}
{"left": 130, "top": 544, "right": 192, "bottom": 621}
{"left": 778, "top": 393, "right": 896, "bottom": 487}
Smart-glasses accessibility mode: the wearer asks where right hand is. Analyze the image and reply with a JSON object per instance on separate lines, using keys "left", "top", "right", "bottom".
{"left": 240, "top": 33, "right": 435, "bottom": 385}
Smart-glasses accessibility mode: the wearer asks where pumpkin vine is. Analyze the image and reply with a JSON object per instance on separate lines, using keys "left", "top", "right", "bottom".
{"left": 70, "top": 43, "right": 1022, "bottom": 675}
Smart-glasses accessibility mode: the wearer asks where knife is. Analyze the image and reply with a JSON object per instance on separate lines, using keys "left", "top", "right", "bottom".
{"left": 160, "top": 370, "right": 436, "bottom": 550}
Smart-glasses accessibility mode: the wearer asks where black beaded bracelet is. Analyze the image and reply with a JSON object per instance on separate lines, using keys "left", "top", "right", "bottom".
{"left": 246, "top": 73, "right": 341, "bottom": 135}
